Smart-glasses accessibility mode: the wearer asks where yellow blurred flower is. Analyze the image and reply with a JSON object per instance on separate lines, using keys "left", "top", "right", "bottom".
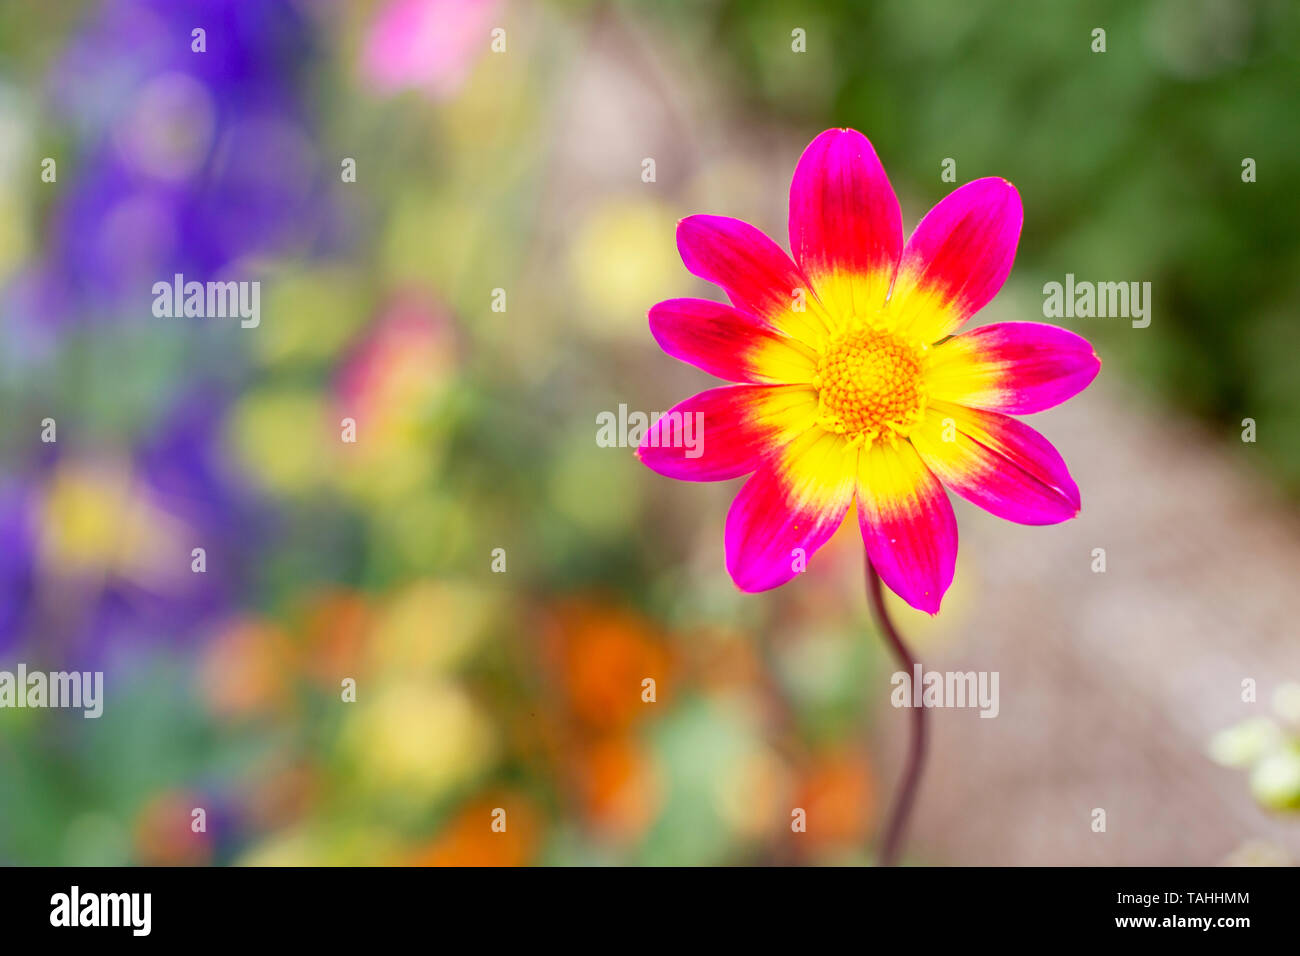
{"left": 371, "top": 489, "right": 466, "bottom": 572}
{"left": 567, "top": 197, "right": 681, "bottom": 338}
{"left": 38, "top": 460, "right": 189, "bottom": 588}
{"left": 241, "top": 823, "right": 405, "bottom": 867}
{"left": 0, "top": 188, "right": 28, "bottom": 284}
{"left": 239, "top": 827, "right": 328, "bottom": 867}
{"left": 713, "top": 739, "right": 790, "bottom": 841}
{"left": 1251, "top": 748, "right": 1300, "bottom": 811}
{"left": 342, "top": 679, "right": 495, "bottom": 801}
{"left": 227, "top": 386, "right": 336, "bottom": 496}
{"left": 382, "top": 191, "right": 485, "bottom": 290}
{"left": 0, "top": 94, "right": 32, "bottom": 282}
{"left": 255, "top": 268, "right": 369, "bottom": 368}
{"left": 364, "top": 580, "right": 494, "bottom": 679}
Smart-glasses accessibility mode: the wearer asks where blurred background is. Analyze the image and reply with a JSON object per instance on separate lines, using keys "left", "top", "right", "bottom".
{"left": 1, "top": 0, "right": 1299, "bottom": 865}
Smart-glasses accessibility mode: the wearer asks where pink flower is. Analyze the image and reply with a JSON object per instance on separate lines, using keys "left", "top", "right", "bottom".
{"left": 359, "top": 0, "right": 499, "bottom": 99}
{"left": 638, "top": 129, "right": 1100, "bottom": 614}
{"left": 334, "top": 294, "right": 456, "bottom": 443}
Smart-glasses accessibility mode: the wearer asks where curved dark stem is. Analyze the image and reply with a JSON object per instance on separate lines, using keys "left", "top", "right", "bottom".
{"left": 865, "top": 559, "right": 928, "bottom": 866}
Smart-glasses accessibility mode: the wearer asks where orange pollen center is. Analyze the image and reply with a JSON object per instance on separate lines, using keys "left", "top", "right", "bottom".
{"left": 812, "top": 325, "right": 927, "bottom": 445}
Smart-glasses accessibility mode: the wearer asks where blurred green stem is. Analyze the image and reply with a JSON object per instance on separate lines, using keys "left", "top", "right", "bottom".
{"left": 866, "top": 560, "right": 927, "bottom": 866}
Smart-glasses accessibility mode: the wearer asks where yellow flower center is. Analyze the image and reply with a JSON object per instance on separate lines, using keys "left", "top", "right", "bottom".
{"left": 812, "top": 323, "right": 928, "bottom": 446}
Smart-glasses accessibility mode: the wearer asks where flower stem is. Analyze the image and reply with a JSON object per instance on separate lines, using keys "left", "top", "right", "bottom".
{"left": 865, "top": 559, "right": 928, "bottom": 866}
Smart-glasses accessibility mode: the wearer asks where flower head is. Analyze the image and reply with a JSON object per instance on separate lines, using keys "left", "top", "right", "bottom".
{"left": 639, "top": 129, "right": 1100, "bottom": 613}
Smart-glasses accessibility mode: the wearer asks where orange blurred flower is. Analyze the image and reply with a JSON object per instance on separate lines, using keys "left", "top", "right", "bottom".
{"left": 411, "top": 793, "right": 542, "bottom": 867}
{"left": 198, "top": 617, "right": 299, "bottom": 720}
{"left": 244, "top": 762, "right": 320, "bottom": 833}
{"left": 298, "top": 588, "right": 372, "bottom": 688}
{"left": 573, "top": 735, "right": 660, "bottom": 841}
{"left": 792, "top": 749, "right": 877, "bottom": 854}
{"left": 544, "top": 599, "right": 672, "bottom": 732}
{"left": 134, "top": 791, "right": 210, "bottom": 866}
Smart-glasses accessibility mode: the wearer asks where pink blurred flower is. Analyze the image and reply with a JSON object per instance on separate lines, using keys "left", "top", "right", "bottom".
{"left": 335, "top": 294, "right": 457, "bottom": 428}
{"left": 359, "top": 0, "right": 500, "bottom": 99}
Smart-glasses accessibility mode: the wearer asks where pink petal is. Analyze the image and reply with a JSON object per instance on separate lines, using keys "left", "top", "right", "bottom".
{"left": 724, "top": 428, "right": 856, "bottom": 591}
{"left": 788, "top": 128, "right": 903, "bottom": 317}
{"left": 910, "top": 401, "right": 1081, "bottom": 525}
{"left": 857, "top": 440, "right": 958, "bottom": 615}
{"left": 676, "top": 215, "right": 830, "bottom": 344}
{"left": 648, "top": 298, "right": 817, "bottom": 385}
{"left": 926, "top": 322, "right": 1101, "bottom": 414}
{"left": 889, "top": 178, "right": 1023, "bottom": 343}
{"left": 636, "top": 384, "right": 818, "bottom": 482}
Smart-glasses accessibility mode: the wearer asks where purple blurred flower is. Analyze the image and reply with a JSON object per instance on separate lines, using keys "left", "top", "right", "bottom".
{"left": 22, "top": 0, "right": 337, "bottom": 328}
{"left": 0, "top": 483, "right": 38, "bottom": 653}
{"left": 0, "top": 388, "right": 269, "bottom": 669}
